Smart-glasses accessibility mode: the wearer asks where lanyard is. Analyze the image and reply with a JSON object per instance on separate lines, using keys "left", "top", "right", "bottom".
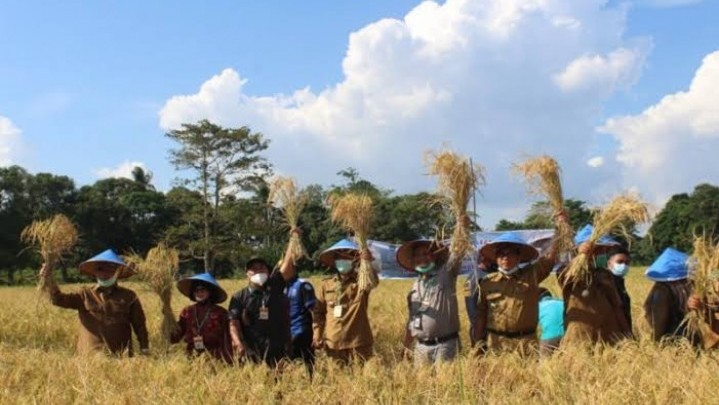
{"left": 193, "top": 305, "right": 212, "bottom": 333}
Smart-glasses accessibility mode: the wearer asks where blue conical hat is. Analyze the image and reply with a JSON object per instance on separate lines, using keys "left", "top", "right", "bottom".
{"left": 645, "top": 248, "right": 689, "bottom": 282}
{"left": 479, "top": 232, "right": 539, "bottom": 263}
{"left": 79, "top": 249, "right": 134, "bottom": 279}
{"left": 318, "top": 239, "right": 359, "bottom": 268}
{"left": 176, "top": 272, "right": 228, "bottom": 304}
{"left": 574, "top": 224, "right": 620, "bottom": 246}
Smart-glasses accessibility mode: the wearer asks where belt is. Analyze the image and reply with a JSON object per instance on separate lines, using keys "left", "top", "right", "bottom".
{"left": 417, "top": 332, "right": 459, "bottom": 346}
{"left": 487, "top": 328, "right": 536, "bottom": 338}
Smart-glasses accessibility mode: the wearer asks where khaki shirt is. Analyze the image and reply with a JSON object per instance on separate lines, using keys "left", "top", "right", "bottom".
{"left": 407, "top": 252, "right": 463, "bottom": 340}
{"left": 477, "top": 258, "right": 553, "bottom": 340}
{"left": 50, "top": 284, "right": 149, "bottom": 355}
{"left": 559, "top": 268, "right": 631, "bottom": 346}
{"left": 643, "top": 280, "right": 692, "bottom": 343}
{"left": 312, "top": 273, "right": 376, "bottom": 350}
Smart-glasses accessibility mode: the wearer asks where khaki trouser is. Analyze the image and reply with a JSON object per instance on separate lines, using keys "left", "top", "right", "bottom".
{"left": 325, "top": 345, "right": 373, "bottom": 365}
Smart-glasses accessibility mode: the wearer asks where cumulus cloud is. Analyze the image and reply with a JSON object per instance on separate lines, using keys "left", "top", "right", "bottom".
{"left": 587, "top": 156, "right": 604, "bottom": 168}
{"left": 0, "top": 116, "right": 22, "bottom": 167}
{"left": 600, "top": 50, "right": 719, "bottom": 203}
{"left": 159, "top": 0, "right": 648, "bottom": 228}
{"left": 94, "top": 161, "right": 148, "bottom": 180}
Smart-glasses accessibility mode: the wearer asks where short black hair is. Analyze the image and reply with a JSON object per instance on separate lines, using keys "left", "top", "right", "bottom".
{"left": 608, "top": 246, "right": 630, "bottom": 258}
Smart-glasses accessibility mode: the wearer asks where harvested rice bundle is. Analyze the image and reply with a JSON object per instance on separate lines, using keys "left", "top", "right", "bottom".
{"left": 564, "top": 193, "right": 650, "bottom": 284}
{"left": 512, "top": 155, "right": 573, "bottom": 255}
{"left": 268, "top": 176, "right": 308, "bottom": 263}
{"left": 328, "top": 192, "right": 378, "bottom": 292}
{"left": 425, "top": 148, "right": 484, "bottom": 257}
{"left": 686, "top": 236, "right": 719, "bottom": 349}
{"left": 125, "top": 244, "right": 180, "bottom": 344}
{"left": 21, "top": 214, "right": 78, "bottom": 294}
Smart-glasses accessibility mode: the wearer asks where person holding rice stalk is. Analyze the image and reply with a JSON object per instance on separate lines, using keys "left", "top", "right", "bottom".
{"left": 39, "top": 249, "right": 150, "bottom": 356}
{"left": 171, "top": 272, "right": 232, "bottom": 363}
{"left": 686, "top": 237, "right": 719, "bottom": 349}
{"left": 228, "top": 239, "right": 298, "bottom": 367}
{"left": 312, "top": 238, "right": 378, "bottom": 364}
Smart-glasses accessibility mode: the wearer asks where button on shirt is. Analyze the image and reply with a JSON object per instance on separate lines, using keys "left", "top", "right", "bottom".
{"left": 407, "top": 253, "right": 463, "bottom": 341}
{"left": 228, "top": 270, "right": 290, "bottom": 356}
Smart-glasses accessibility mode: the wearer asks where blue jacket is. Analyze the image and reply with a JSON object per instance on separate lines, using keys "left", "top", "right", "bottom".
{"left": 284, "top": 277, "right": 316, "bottom": 338}
{"left": 538, "top": 297, "right": 565, "bottom": 341}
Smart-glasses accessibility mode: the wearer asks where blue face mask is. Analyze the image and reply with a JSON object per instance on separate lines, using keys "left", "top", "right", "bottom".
{"left": 415, "top": 262, "right": 435, "bottom": 274}
{"left": 610, "top": 263, "right": 629, "bottom": 277}
{"left": 335, "top": 259, "right": 354, "bottom": 273}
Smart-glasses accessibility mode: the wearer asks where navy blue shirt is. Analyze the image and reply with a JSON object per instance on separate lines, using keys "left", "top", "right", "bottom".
{"left": 284, "top": 277, "right": 316, "bottom": 338}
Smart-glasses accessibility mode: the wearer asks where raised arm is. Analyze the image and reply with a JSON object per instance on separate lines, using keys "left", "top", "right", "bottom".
{"left": 279, "top": 228, "right": 301, "bottom": 281}
{"left": 41, "top": 263, "right": 84, "bottom": 309}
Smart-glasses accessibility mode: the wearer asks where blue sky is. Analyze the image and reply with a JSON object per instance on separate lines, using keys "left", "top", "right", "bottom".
{"left": 1, "top": 0, "right": 718, "bottom": 228}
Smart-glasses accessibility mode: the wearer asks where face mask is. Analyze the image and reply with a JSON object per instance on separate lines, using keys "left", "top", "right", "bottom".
{"left": 610, "top": 263, "right": 629, "bottom": 277}
{"left": 498, "top": 266, "right": 519, "bottom": 276}
{"left": 415, "top": 262, "right": 436, "bottom": 274}
{"left": 250, "top": 273, "right": 268, "bottom": 286}
{"left": 335, "top": 259, "right": 354, "bottom": 273}
{"left": 97, "top": 275, "right": 117, "bottom": 288}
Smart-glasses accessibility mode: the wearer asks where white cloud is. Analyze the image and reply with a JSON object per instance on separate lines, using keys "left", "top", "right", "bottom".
{"left": 0, "top": 116, "right": 22, "bottom": 167}
{"left": 554, "top": 47, "right": 647, "bottom": 94}
{"left": 159, "top": 0, "right": 648, "bottom": 228}
{"left": 587, "top": 156, "right": 604, "bottom": 168}
{"left": 600, "top": 50, "right": 719, "bottom": 203}
{"left": 94, "top": 161, "right": 148, "bottom": 180}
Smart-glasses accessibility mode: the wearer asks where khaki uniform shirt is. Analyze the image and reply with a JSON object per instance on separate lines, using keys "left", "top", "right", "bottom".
{"left": 477, "top": 258, "right": 553, "bottom": 351}
{"left": 50, "top": 284, "right": 149, "bottom": 355}
{"left": 643, "top": 280, "right": 693, "bottom": 343}
{"left": 312, "top": 272, "right": 376, "bottom": 350}
{"left": 559, "top": 268, "right": 631, "bottom": 346}
{"left": 407, "top": 253, "right": 462, "bottom": 341}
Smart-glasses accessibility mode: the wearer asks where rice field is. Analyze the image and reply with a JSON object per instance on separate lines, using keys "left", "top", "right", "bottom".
{"left": 1, "top": 268, "right": 718, "bottom": 404}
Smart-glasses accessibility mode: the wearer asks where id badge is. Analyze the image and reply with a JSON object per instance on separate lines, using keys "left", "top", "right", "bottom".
{"left": 193, "top": 335, "right": 205, "bottom": 351}
{"left": 413, "top": 316, "right": 422, "bottom": 330}
{"left": 333, "top": 305, "right": 343, "bottom": 319}
{"left": 259, "top": 306, "right": 269, "bottom": 320}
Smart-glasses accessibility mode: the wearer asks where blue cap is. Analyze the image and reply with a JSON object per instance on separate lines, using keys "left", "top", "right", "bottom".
{"left": 318, "top": 239, "right": 359, "bottom": 268}
{"left": 645, "top": 248, "right": 689, "bottom": 282}
{"left": 479, "top": 232, "right": 539, "bottom": 263}
{"left": 79, "top": 249, "right": 134, "bottom": 279}
{"left": 176, "top": 272, "right": 228, "bottom": 304}
{"left": 574, "top": 224, "right": 619, "bottom": 247}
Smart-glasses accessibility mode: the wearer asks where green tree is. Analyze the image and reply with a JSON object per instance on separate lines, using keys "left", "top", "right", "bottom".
{"left": 166, "top": 120, "right": 271, "bottom": 274}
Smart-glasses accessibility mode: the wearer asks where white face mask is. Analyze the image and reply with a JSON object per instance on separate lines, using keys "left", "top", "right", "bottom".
{"left": 335, "top": 259, "right": 354, "bottom": 274}
{"left": 97, "top": 275, "right": 117, "bottom": 288}
{"left": 250, "top": 273, "right": 268, "bottom": 286}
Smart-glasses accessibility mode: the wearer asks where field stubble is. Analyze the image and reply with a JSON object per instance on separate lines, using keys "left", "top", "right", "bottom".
{"left": 1, "top": 269, "right": 718, "bottom": 404}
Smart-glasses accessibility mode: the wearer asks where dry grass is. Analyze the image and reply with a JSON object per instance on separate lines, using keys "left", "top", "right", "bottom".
{"left": 124, "top": 244, "right": 180, "bottom": 348}
{"left": 20, "top": 214, "right": 78, "bottom": 294}
{"left": 425, "top": 148, "right": 484, "bottom": 257}
{"left": 686, "top": 236, "right": 719, "bottom": 348}
{"left": 268, "top": 176, "right": 308, "bottom": 263}
{"left": 328, "top": 192, "right": 378, "bottom": 292}
{"left": 564, "top": 193, "right": 651, "bottom": 284}
{"left": 512, "top": 155, "right": 573, "bottom": 255}
{"left": 2, "top": 270, "right": 719, "bottom": 404}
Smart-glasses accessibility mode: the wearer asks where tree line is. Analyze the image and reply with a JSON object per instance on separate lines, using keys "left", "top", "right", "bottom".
{"left": 1, "top": 120, "right": 716, "bottom": 283}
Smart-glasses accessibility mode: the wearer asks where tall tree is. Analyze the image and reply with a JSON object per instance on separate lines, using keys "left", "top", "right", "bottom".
{"left": 166, "top": 120, "right": 270, "bottom": 273}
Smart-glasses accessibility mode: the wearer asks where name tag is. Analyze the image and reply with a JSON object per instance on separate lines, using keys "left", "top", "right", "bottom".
{"left": 259, "top": 306, "right": 269, "bottom": 320}
{"left": 333, "top": 305, "right": 343, "bottom": 319}
{"left": 413, "top": 316, "right": 422, "bottom": 330}
{"left": 193, "top": 335, "right": 205, "bottom": 351}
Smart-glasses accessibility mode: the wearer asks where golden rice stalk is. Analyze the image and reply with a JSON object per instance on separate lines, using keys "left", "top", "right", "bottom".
{"left": 268, "top": 176, "right": 308, "bottom": 263}
{"left": 425, "top": 148, "right": 484, "bottom": 257}
{"left": 512, "top": 155, "right": 574, "bottom": 255}
{"left": 328, "top": 192, "right": 378, "bottom": 292}
{"left": 125, "top": 244, "right": 180, "bottom": 345}
{"left": 686, "top": 236, "right": 719, "bottom": 349}
{"left": 21, "top": 214, "right": 78, "bottom": 294}
{"left": 564, "top": 193, "right": 650, "bottom": 285}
